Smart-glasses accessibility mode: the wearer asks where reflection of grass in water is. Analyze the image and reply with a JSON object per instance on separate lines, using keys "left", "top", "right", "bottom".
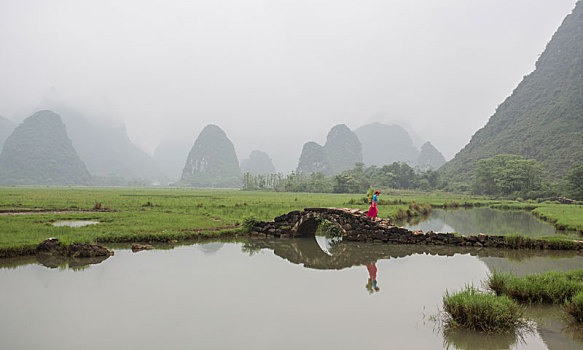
{"left": 562, "top": 323, "right": 583, "bottom": 345}
{"left": 442, "top": 326, "right": 528, "bottom": 350}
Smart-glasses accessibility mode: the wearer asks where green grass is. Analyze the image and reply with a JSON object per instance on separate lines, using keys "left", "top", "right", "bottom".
{"left": 532, "top": 205, "right": 583, "bottom": 232}
{"left": 488, "top": 270, "right": 583, "bottom": 304}
{"left": 0, "top": 187, "right": 428, "bottom": 253}
{"left": 1, "top": 187, "right": 582, "bottom": 256}
{"left": 503, "top": 234, "right": 581, "bottom": 250}
{"left": 443, "top": 286, "right": 525, "bottom": 333}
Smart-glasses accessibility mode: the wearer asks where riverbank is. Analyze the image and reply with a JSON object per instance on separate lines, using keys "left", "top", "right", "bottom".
{"left": 0, "top": 187, "right": 582, "bottom": 258}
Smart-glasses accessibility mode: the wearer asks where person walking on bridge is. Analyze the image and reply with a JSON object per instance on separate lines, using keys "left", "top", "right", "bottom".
{"left": 366, "top": 190, "right": 380, "bottom": 221}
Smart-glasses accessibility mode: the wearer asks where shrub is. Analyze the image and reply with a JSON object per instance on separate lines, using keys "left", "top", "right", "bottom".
{"left": 242, "top": 216, "right": 261, "bottom": 232}
{"left": 443, "top": 286, "right": 525, "bottom": 333}
{"left": 316, "top": 218, "right": 342, "bottom": 237}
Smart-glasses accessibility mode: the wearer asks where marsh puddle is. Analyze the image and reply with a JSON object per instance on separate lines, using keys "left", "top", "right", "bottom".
{"left": 2, "top": 237, "right": 583, "bottom": 349}
{"left": 52, "top": 220, "right": 99, "bottom": 227}
{"left": 399, "top": 207, "right": 558, "bottom": 237}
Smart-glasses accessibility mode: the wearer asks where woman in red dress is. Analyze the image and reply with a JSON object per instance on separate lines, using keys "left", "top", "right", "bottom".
{"left": 366, "top": 190, "right": 380, "bottom": 221}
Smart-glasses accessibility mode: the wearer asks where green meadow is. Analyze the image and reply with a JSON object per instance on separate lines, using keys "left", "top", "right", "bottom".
{"left": 0, "top": 187, "right": 582, "bottom": 256}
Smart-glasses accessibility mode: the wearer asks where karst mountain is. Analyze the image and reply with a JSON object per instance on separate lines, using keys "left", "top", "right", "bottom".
{"left": 441, "top": 1, "right": 583, "bottom": 182}
{"left": 0, "top": 110, "right": 90, "bottom": 185}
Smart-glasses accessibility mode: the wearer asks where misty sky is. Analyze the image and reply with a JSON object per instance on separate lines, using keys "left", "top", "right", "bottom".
{"left": 0, "top": 0, "right": 578, "bottom": 172}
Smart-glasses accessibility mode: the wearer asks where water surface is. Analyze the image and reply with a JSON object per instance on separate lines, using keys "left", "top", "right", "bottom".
{"left": 1, "top": 238, "right": 583, "bottom": 349}
{"left": 400, "top": 207, "right": 557, "bottom": 236}
{"left": 52, "top": 220, "right": 100, "bottom": 227}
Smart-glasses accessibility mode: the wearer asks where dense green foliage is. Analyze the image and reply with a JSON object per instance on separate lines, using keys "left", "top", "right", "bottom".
{"left": 566, "top": 164, "right": 583, "bottom": 200}
{"left": 0, "top": 110, "right": 90, "bottom": 185}
{"left": 441, "top": 3, "right": 583, "bottom": 182}
{"left": 472, "top": 154, "right": 546, "bottom": 197}
{"left": 178, "top": 124, "right": 242, "bottom": 187}
{"left": 443, "top": 286, "right": 525, "bottom": 332}
{"left": 245, "top": 161, "right": 441, "bottom": 193}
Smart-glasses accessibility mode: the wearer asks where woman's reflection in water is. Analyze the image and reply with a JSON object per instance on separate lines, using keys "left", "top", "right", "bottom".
{"left": 365, "top": 262, "right": 380, "bottom": 294}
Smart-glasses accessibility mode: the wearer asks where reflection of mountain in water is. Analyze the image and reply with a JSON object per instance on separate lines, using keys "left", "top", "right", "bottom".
{"left": 405, "top": 208, "right": 556, "bottom": 236}
{"left": 480, "top": 256, "right": 583, "bottom": 276}
{"left": 198, "top": 242, "right": 224, "bottom": 255}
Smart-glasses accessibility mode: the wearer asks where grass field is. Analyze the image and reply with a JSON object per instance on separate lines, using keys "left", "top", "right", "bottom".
{"left": 0, "top": 187, "right": 582, "bottom": 255}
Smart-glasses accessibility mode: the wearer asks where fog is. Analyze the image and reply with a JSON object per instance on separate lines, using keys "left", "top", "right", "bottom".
{"left": 0, "top": 0, "right": 577, "bottom": 172}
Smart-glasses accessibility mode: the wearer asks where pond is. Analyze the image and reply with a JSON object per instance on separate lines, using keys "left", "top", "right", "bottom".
{"left": 398, "top": 207, "right": 558, "bottom": 237}
{"left": 52, "top": 220, "right": 100, "bottom": 227}
{"left": 1, "top": 237, "right": 583, "bottom": 349}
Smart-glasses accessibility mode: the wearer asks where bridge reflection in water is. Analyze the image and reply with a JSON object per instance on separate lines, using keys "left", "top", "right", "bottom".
{"left": 243, "top": 236, "right": 583, "bottom": 275}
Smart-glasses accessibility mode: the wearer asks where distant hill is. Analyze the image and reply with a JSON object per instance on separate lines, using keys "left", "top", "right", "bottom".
{"left": 241, "top": 150, "right": 276, "bottom": 175}
{"left": 417, "top": 142, "right": 446, "bottom": 171}
{"left": 354, "top": 123, "right": 420, "bottom": 167}
{"left": 179, "top": 124, "right": 242, "bottom": 187}
{"left": 324, "top": 124, "right": 363, "bottom": 174}
{"left": 0, "top": 110, "right": 90, "bottom": 185}
{"left": 441, "top": 1, "right": 583, "bottom": 182}
{"left": 0, "top": 115, "right": 15, "bottom": 151}
{"left": 297, "top": 124, "right": 362, "bottom": 175}
{"left": 297, "top": 141, "right": 331, "bottom": 175}
{"left": 38, "top": 103, "right": 164, "bottom": 181}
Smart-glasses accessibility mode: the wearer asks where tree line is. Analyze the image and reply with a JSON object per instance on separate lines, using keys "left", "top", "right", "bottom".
{"left": 243, "top": 155, "right": 583, "bottom": 200}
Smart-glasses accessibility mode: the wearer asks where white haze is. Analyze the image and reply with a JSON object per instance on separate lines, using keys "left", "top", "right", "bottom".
{"left": 0, "top": 0, "right": 578, "bottom": 172}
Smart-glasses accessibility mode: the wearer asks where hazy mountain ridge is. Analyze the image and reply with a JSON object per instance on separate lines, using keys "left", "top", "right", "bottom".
{"left": 441, "top": 2, "right": 583, "bottom": 182}
{"left": 0, "top": 110, "right": 90, "bottom": 185}
{"left": 240, "top": 150, "right": 276, "bottom": 175}
{"left": 38, "top": 103, "right": 164, "bottom": 181}
{"left": 297, "top": 124, "right": 362, "bottom": 175}
{"left": 0, "top": 115, "right": 15, "bottom": 151}
{"left": 297, "top": 141, "right": 331, "bottom": 175}
{"left": 179, "top": 124, "right": 242, "bottom": 187}
{"left": 355, "top": 122, "right": 420, "bottom": 167}
{"left": 324, "top": 124, "right": 363, "bottom": 174}
{"left": 417, "top": 142, "right": 446, "bottom": 171}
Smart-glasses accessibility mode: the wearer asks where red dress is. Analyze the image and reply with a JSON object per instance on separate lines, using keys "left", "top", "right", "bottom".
{"left": 366, "top": 195, "right": 378, "bottom": 218}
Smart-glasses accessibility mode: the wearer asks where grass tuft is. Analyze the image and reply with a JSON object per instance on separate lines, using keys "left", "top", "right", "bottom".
{"left": 443, "top": 285, "right": 525, "bottom": 333}
{"left": 488, "top": 271, "right": 583, "bottom": 304}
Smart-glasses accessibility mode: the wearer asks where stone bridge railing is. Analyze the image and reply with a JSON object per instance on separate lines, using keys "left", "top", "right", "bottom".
{"left": 249, "top": 207, "right": 583, "bottom": 251}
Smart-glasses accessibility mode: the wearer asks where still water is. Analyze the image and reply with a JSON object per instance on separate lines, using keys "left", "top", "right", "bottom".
{"left": 400, "top": 207, "right": 557, "bottom": 236}
{"left": 52, "top": 220, "right": 100, "bottom": 227}
{"left": 2, "top": 238, "right": 583, "bottom": 349}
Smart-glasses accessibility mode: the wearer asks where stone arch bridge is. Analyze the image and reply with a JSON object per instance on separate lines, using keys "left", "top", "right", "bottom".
{"left": 250, "top": 207, "right": 407, "bottom": 242}
{"left": 249, "top": 207, "right": 583, "bottom": 250}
